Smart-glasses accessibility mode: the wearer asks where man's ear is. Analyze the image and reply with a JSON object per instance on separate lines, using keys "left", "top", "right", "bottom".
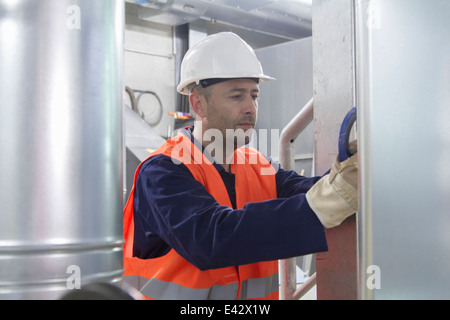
{"left": 189, "top": 92, "right": 207, "bottom": 119}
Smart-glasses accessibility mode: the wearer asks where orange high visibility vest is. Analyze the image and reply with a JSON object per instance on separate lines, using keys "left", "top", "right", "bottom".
{"left": 123, "top": 130, "right": 279, "bottom": 300}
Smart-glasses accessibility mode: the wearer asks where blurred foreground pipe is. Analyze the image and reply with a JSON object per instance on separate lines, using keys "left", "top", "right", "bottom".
{"left": 0, "top": 0, "right": 125, "bottom": 299}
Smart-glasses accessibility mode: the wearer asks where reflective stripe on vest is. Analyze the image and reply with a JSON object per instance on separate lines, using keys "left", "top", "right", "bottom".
{"left": 123, "top": 273, "right": 279, "bottom": 300}
{"left": 123, "top": 128, "right": 279, "bottom": 300}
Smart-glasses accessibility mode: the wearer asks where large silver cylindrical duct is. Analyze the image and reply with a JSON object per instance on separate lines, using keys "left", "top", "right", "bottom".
{"left": 0, "top": 0, "right": 125, "bottom": 299}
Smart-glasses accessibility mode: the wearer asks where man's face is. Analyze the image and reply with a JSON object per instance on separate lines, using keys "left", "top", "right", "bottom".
{"left": 203, "top": 78, "right": 259, "bottom": 147}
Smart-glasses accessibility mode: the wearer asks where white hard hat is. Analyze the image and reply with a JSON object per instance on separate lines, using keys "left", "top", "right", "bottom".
{"left": 177, "top": 32, "right": 275, "bottom": 95}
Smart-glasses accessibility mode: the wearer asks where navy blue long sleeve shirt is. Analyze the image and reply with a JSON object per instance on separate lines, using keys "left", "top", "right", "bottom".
{"left": 132, "top": 130, "right": 328, "bottom": 271}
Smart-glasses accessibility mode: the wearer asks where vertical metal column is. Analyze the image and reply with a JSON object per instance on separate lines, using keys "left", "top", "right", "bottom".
{"left": 312, "top": 0, "right": 358, "bottom": 300}
{"left": 0, "top": 0, "right": 124, "bottom": 299}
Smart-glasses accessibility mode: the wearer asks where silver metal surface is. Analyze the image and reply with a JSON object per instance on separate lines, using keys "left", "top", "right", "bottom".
{"left": 129, "top": 0, "right": 313, "bottom": 40}
{"left": 256, "top": 37, "right": 315, "bottom": 175}
{"left": 355, "top": 0, "right": 450, "bottom": 299}
{"left": 312, "top": 0, "right": 357, "bottom": 176}
{"left": 255, "top": 37, "right": 315, "bottom": 300}
{"left": 0, "top": 0, "right": 125, "bottom": 299}
{"left": 312, "top": 0, "right": 358, "bottom": 300}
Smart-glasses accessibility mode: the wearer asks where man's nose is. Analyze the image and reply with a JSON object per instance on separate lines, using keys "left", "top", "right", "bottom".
{"left": 242, "top": 96, "right": 257, "bottom": 115}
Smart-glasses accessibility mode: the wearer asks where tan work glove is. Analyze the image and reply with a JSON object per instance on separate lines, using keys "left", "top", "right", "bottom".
{"left": 306, "top": 141, "right": 358, "bottom": 228}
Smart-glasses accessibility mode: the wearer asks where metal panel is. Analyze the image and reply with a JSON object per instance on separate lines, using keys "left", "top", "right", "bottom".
{"left": 312, "top": 0, "right": 357, "bottom": 300}
{"left": 256, "top": 37, "right": 314, "bottom": 177}
{"left": 124, "top": 106, "right": 166, "bottom": 202}
{"left": 0, "top": 0, "right": 124, "bottom": 299}
{"left": 255, "top": 37, "right": 315, "bottom": 299}
{"left": 356, "top": 0, "right": 450, "bottom": 299}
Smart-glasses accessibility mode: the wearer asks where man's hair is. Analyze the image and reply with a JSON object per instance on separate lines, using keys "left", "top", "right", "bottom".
{"left": 188, "top": 83, "right": 213, "bottom": 102}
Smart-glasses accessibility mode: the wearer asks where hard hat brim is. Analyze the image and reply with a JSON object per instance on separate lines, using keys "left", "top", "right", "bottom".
{"left": 177, "top": 74, "right": 275, "bottom": 95}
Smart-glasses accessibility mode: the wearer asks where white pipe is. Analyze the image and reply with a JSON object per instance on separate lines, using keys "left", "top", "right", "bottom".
{"left": 278, "top": 98, "right": 314, "bottom": 300}
{"left": 279, "top": 98, "right": 314, "bottom": 171}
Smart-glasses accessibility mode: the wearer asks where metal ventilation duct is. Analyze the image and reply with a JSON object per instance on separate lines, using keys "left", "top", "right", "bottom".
{"left": 0, "top": 0, "right": 125, "bottom": 299}
{"left": 126, "top": 0, "right": 312, "bottom": 39}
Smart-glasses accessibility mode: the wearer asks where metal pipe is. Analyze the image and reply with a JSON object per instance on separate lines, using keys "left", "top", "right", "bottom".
{"left": 0, "top": 0, "right": 125, "bottom": 299}
{"left": 279, "top": 98, "right": 314, "bottom": 171}
{"left": 124, "top": 47, "right": 173, "bottom": 59}
{"left": 279, "top": 258, "right": 297, "bottom": 300}
{"left": 293, "top": 272, "right": 317, "bottom": 300}
{"left": 278, "top": 98, "right": 314, "bottom": 300}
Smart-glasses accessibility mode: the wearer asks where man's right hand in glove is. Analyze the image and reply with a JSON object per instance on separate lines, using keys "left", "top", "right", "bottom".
{"left": 306, "top": 142, "right": 358, "bottom": 228}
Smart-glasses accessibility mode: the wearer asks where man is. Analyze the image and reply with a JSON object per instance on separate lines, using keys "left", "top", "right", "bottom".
{"left": 123, "top": 32, "right": 358, "bottom": 300}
